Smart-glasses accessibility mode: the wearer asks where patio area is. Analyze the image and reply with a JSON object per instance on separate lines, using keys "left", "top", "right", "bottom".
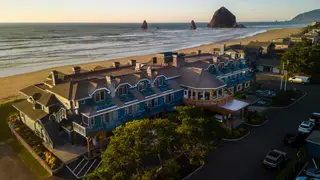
{"left": 44, "top": 142, "right": 87, "bottom": 164}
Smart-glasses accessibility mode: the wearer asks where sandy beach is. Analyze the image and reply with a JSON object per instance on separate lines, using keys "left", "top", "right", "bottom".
{"left": 0, "top": 27, "right": 302, "bottom": 103}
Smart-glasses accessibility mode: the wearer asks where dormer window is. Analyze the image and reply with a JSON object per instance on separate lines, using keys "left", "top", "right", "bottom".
{"left": 138, "top": 81, "right": 147, "bottom": 91}
{"left": 155, "top": 77, "right": 164, "bottom": 86}
{"left": 95, "top": 91, "right": 105, "bottom": 102}
{"left": 118, "top": 85, "right": 128, "bottom": 96}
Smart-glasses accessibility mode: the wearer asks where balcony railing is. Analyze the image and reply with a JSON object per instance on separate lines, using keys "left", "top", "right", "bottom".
{"left": 159, "top": 83, "right": 172, "bottom": 92}
{"left": 73, "top": 121, "right": 87, "bottom": 137}
{"left": 119, "top": 93, "right": 137, "bottom": 103}
{"left": 140, "top": 88, "right": 156, "bottom": 97}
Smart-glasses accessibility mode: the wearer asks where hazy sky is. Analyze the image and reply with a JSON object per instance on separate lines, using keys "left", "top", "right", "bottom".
{"left": 1, "top": 0, "right": 319, "bottom": 22}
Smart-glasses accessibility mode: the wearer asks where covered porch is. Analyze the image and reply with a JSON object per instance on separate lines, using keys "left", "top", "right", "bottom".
{"left": 217, "top": 99, "right": 250, "bottom": 129}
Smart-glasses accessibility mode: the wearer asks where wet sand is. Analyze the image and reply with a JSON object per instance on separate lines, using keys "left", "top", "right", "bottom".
{"left": 0, "top": 27, "right": 302, "bottom": 103}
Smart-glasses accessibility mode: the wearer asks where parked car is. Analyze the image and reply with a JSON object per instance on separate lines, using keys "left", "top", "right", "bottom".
{"left": 298, "top": 121, "right": 315, "bottom": 134}
{"left": 263, "top": 149, "right": 288, "bottom": 170}
{"left": 283, "top": 133, "right": 307, "bottom": 148}
{"left": 309, "top": 112, "right": 320, "bottom": 125}
{"left": 305, "top": 168, "right": 320, "bottom": 178}
{"left": 296, "top": 176, "right": 320, "bottom": 180}
{"left": 215, "top": 114, "right": 231, "bottom": 123}
{"left": 289, "top": 76, "right": 310, "bottom": 84}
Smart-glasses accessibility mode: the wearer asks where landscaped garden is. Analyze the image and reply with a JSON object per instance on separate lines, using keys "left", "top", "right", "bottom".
{"left": 270, "top": 89, "right": 305, "bottom": 107}
{"left": 223, "top": 127, "right": 249, "bottom": 140}
{"left": 246, "top": 111, "right": 268, "bottom": 125}
{"left": 8, "top": 113, "right": 62, "bottom": 172}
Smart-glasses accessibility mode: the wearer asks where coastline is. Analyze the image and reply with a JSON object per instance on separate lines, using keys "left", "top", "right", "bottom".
{"left": 0, "top": 27, "right": 302, "bottom": 103}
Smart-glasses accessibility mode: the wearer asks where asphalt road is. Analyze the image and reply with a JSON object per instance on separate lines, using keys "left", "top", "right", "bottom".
{"left": 189, "top": 80, "right": 320, "bottom": 180}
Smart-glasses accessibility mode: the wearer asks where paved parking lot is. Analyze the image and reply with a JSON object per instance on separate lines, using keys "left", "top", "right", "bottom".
{"left": 189, "top": 81, "right": 320, "bottom": 180}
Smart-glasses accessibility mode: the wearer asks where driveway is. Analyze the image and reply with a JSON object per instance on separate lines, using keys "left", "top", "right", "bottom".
{"left": 0, "top": 143, "right": 37, "bottom": 180}
{"left": 189, "top": 81, "right": 320, "bottom": 180}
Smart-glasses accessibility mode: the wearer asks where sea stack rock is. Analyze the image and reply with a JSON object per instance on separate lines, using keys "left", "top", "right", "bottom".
{"left": 190, "top": 20, "right": 197, "bottom": 30}
{"left": 141, "top": 20, "right": 148, "bottom": 29}
{"left": 207, "top": 7, "right": 245, "bottom": 28}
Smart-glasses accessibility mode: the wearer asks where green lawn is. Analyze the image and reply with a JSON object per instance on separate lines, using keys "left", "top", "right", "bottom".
{"left": 7, "top": 139, "right": 51, "bottom": 178}
{"left": 0, "top": 100, "right": 21, "bottom": 142}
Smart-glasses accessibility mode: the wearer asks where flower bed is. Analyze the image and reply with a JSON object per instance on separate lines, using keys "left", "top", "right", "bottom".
{"left": 223, "top": 128, "right": 249, "bottom": 140}
{"left": 246, "top": 111, "right": 267, "bottom": 125}
{"left": 8, "top": 114, "right": 62, "bottom": 171}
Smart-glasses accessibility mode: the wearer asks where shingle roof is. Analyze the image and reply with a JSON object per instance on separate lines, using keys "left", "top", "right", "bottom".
{"left": 247, "top": 41, "right": 274, "bottom": 48}
{"left": 256, "top": 59, "right": 280, "bottom": 67}
{"left": 179, "top": 67, "right": 225, "bottom": 89}
{"left": 20, "top": 85, "right": 57, "bottom": 106}
{"left": 13, "top": 100, "right": 49, "bottom": 121}
{"left": 306, "top": 130, "right": 320, "bottom": 145}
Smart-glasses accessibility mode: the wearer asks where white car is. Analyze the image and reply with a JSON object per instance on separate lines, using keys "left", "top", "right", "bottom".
{"left": 289, "top": 76, "right": 310, "bottom": 84}
{"left": 298, "top": 121, "right": 315, "bottom": 134}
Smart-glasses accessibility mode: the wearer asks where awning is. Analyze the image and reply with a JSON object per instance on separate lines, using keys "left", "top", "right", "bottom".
{"left": 218, "top": 99, "right": 249, "bottom": 112}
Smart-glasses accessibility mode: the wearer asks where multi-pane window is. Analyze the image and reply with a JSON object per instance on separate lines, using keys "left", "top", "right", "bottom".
{"left": 118, "top": 85, "right": 128, "bottom": 96}
{"left": 95, "top": 91, "right": 105, "bottom": 102}
{"left": 165, "top": 94, "right": 174, "bottom": 103}
{"left": 147, "top": 98, "right": 158, "bottom": 107}
{"left": 155, "top": 77, "right": 164, "bottom": 86}
{"left": 138, "top": 81, "right": 146, "bottom": 91}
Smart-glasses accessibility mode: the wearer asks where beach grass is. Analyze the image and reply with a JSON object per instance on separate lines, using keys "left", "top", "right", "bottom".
{"left": 7, "top": 139, "right": 51, "bottom": 178}
{"left": 0, "top": 99, "right": 21, "bottom": 142}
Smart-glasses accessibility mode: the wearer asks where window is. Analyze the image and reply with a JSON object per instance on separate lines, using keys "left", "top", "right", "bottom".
{"left": 237, "top": 84, "right": 243, "bottom": 91}
{"left": 138, "top": 81, "right": 147, "bottom": 91}
{"left": 95, "top": 91, "right": 105, "bottom": 102}
{"left": 217, "top": 89, "right": 222, "bottom": 97}
{"left": 156, "top": 77, "right": 164, "bottom": 86}
{"left": 205, "top": 91, "right": 210, "bottom": 100}
{"left": 125, "top": 106, "right": 133, "bottom": 115}
{"left": 148, "top": 98, "right": 158, "bottom": 107}
{"left": 83, "top": 116, "right": 89, "bottom": 125}
{"left": 245, "top": 81, "right": 250, "bottom": 88}
{"left": 165, "top": 94, "right": 174, "bottom": 103}
{"left": 212, "top": 90, "right": 217, "bottom": 99}
{"left": 118, "top": 85, "right": 128, "bottom": 96}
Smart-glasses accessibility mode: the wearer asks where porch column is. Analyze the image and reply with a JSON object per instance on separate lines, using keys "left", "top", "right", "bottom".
{"left": 86, "top": 137, "right": 92, "bottom": 158}
{"left": 222, "top": 114, "right": 225, "bottom": 127}
{"left": 244, "top": 107, "right": 249, "bottom": 119}
{"left": 99, "top": 131, "right": 105, "bottom": 153}
{"left": 73, "top": 132, "right": 77, "bottom": 145}
{"left": 240, "top": 109, "right": 243, "bottom": 120}
{"left": 195, "top": 89, "right": 198, "bottom": 100}
{"left": 225, "top": 114, "right": 229, "bottom": 129}
{"left": 210, "top": 90, "right": 213, "bottom": 101}
{"left": 203, "top": 90, "right": 205, "bottom": 101}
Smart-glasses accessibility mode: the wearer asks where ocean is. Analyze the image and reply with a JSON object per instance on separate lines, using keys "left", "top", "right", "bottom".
{"left": 0, "top": 22, "right": 308, "bottom": 77}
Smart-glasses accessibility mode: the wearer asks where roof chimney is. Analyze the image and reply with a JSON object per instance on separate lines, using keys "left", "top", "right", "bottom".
{"left": 113, "top": 62, "right": 120, "bottom": 68}
{"left": 72, "top": 66, "right": 81, "bottom": 74}
{"left": 152, "top": 57, "right": 157, "bottom": 64}
{"left": 173, "top": 53, "right": 186, "bottom": 68}
{"left": 220, "top": 44, "right": 226, "bottom": 55}
{"left": 147, "top": 66, "right": 154, "bottom": 80}
{"left": 106, "top": 75, "right": 116, "bottom": 97}
{"left": 51, "top": 70, "right": 59, "bottom": 86}
{"left": 128, "top": 59, "right": 136, "bottom": 66}
{"left": 198, "top": 50, "right": 202, "bottom": 55}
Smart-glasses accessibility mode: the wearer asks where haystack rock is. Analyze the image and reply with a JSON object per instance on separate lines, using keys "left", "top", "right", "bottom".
{"left": 190, "top": 20, "right": 197, "bottom": 30}
{"left": 207, "top": 7, "right": 245, "bottom": 28}
{"left": 141, "top": 20, "right": 148, "bottom": 29}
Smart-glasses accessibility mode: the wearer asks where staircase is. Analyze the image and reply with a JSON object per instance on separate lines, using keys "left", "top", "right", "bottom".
{"left": 50, "top": 108, "right": 67, "bottom": 123}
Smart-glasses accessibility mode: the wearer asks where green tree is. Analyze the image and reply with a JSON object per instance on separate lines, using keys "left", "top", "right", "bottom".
{"left": 86, "top": 119, "right": 181, "bottom": 180}
{"left": 172, "top": 106, "right": 218, "bottom": 165}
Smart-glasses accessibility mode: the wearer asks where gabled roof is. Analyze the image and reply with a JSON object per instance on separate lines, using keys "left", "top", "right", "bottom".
{"left": 20, "top": 85, "right": 57, "bottom": 106}
{"left": 12, "top": 100, "right": 49, "bottom": 121}
{"left": 179, "top": 67, "right": 225, "bottom": 89}
{"left": 247, "top": 41, "right": 274, "bottom": 48}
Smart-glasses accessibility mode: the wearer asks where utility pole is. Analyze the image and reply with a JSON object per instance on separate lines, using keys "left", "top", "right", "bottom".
{"left": 284, "top": 60, "right": 289, "bottom": 91}
{"left": 280, "top": 62, "right": 284, "bottom": 90}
